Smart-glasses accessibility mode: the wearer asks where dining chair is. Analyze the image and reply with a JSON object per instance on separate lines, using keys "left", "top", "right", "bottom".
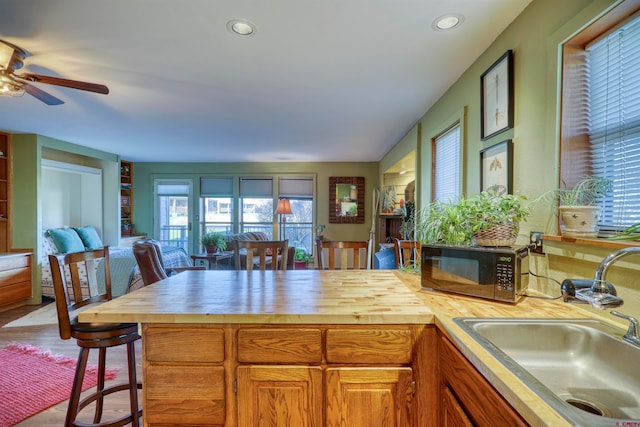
{"left": 393, "top": 239, "right": 421, "bottom": 269}
{"left": 133, "top": 240, "right": 204, "bottom": 286}
{"left": 48, "top": 247, "right": 142, "bottom": 427}
{"left": 316, "top": 240, "right": 369, "bottom": 270}
{"left": 234, "top": 239, "right": 289, "bottom": 271}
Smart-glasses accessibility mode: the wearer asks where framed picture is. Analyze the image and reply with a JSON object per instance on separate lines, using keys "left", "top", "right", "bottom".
{"left": 480, "top": 140, "right": 513, "bottom": 195}
{"left": 329, "top": 176, "right": 365, "bottom": 223}
{"left": 481, "top": 50, "right": 513, "bottom": 140}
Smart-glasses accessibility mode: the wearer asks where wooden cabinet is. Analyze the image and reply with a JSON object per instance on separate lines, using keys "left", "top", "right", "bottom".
{"left": 120, "top": 160, "right": 133, "bottom": 236}
{"left": 326, "top": 367, "right": 413, "bottom": 426}
{"left": 0, "top": 252, "right": 32, "bottom": 311}
{"left": 0, "top": 133, "right": 10, "bottom": 252}
{"left": 143, "top": 325, "right": 226, "bottom": 426}
{"left": 438, "top": 332, "right": 527, "bottom": 427}
{"left": 237, "top": 366, "right": 323, "bottom": 426}
{"left": 380, "top": 215, "right": 403, "bottom": 243}
{"left": 142, "top": 323, "right": 432, "bottom": 427}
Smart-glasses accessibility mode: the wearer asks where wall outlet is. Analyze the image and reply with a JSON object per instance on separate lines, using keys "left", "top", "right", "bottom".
{"left": 529, "top": 231, "right": 544, "bottom": 255}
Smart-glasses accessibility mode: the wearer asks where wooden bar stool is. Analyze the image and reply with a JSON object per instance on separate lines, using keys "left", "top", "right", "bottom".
{"left": 49, "top": 247, "right": 142, "bottom": 427}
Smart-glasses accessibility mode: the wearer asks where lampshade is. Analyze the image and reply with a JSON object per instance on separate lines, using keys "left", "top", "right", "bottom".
{"left": 275, "top": 198, "right": 292, "bottom": 215}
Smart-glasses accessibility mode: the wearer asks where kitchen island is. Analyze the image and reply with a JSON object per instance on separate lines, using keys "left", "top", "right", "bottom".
{"left": 80, "top": 269, "right": 437, "bottom": 427}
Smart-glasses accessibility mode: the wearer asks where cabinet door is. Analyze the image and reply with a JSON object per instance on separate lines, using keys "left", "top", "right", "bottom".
{"left": 439, "top": 334, "right": 527, "bottom": 427}
{"left": 442, "top": 386, "right": 474, "bottom": 427}
{"left": 237, "top": 365, "right": 323, "bottom": 427}
{"left": 326, "top": 367, "right": 413, "bottom": 427}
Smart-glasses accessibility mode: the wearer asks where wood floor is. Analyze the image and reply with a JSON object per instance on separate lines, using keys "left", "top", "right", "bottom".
{"left": 0, "top": 301, "right": 143, "bottom": 426}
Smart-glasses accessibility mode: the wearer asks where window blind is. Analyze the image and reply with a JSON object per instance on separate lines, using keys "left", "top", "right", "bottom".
{"left": 433, "top": 124, "right": 461, "bottom": 202}
{"left": 200, "top": 177, "right": 234, "bottom": 197}
{"left": 278, "top": 178, "right": 313, "bottom": 198}
{"left": 239, "top": 178, "right": 273, "bottom": 197}
{"left": 588, "top": 15, "right": 640, "bottom": 227}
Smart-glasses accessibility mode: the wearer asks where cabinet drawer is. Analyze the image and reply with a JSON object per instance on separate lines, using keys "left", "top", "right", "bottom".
{"left": 0, "top": 280, "right": 31, "bottom": 304}
{"left": 326, "top": 328, "right": 413, "bottom": 364}
{"left": 146, "top": 364, "right": 225, "bottom": 425}
{"left": 0, "top": 266, "right": 30, "bottom": 287}
{"left": 237, "top": 328, "right": 322, "bottom": 363}
{"left": 144, "top": 325, "right": 225, "bottom": 363}
{"left": 0, "top": 255, "right": 30, "bottom": 271}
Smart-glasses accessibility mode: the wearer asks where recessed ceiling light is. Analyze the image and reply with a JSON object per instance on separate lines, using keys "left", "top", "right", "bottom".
{"left": 227, "top": 19, "right": 256, "bottom": 36}
{"left": 432, "top": 14, "right": 464, "bottom": 31}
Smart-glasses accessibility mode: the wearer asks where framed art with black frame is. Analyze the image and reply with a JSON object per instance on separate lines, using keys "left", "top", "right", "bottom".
{"left": 480, "top": 139, "right": 513, "bottom": 195}
{"left": 481, "top": 50, "right": 514, "bottom": 140}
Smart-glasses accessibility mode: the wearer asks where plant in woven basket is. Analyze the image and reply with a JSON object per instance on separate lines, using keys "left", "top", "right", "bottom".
{"left": 416, "top": 191, "right": 530, "bottom": 247}
{"left": 464, "top": 191, "right": 530, "bottom": 246}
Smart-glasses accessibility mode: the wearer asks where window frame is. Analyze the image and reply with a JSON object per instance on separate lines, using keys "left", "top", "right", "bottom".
{"left": 560, "top": 0, "right": 640, "bottom": 232}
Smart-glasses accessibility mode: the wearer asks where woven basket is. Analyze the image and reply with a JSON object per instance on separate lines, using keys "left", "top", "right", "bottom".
{"left": 473, "top": 223, "right": 517, "bottom": 247}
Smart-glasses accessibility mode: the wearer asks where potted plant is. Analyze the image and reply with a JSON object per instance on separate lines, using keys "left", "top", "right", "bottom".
{"left": 294, "top": 248, "right": 311, "bottom": 270}
{"left": 416, "top": 191, "right": 530, "bottom": 247}
{"left": 201, "top": 232, "right": 227, "bottom": 254}
{"left": 544, "top": 176, "right": 613, "bottom": 238}
{"left": 121, "top": 220, "right": 133, "bottom": 237}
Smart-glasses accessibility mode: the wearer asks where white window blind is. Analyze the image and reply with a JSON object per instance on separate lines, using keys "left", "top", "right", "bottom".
{"left": 433, "top": 124, "right": 461, "bottom": 202}
{"left": 588, "top": 15, "right": 640, "bottom": 227}
{"left": 279, "top": 178, "right": 313, "bottom": 198}
{"left": 200, "top": 177, "right": 234, "bottom": 197}
{"left": 240, "top": 178, "right": 273, "bottom": 197}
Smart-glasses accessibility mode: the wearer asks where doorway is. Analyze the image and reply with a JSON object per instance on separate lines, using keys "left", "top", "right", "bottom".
{"left": 154, "top": 179, "right": 193, "bottom": 253}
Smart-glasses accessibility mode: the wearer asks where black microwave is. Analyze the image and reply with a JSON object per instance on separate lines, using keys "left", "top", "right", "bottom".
{"left": 420, "top": 244, "right": 529, "bottom": 303}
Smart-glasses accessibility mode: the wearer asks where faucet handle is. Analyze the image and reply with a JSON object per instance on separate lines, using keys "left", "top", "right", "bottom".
{"left": 611, "top": 311, "right": 640, "bottom": 347}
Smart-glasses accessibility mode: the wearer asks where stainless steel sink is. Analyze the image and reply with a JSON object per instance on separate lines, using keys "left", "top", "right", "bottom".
{"left": 454, "top": 318, "right": 640, "bottom": 426}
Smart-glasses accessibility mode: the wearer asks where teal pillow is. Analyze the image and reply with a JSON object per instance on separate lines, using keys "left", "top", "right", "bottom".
{"left": 47, "top": 228, "right": 86, "bottom": 253}
{"left": 74, "top": 225, "right": 104, "bottom": 250}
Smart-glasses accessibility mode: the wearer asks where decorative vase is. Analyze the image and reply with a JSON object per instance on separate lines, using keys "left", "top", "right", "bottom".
{"left": 205, "top": 246, "right": 217, "bottom": 254}
{"left": 472, "top": 223, "right": 518, "bottom": 247}
{"left": 559, "top": 206, "right": 602, "bottom": 238}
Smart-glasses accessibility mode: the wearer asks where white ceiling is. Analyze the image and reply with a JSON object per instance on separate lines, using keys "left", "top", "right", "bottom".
{"left": 0, "top": 0, "right": 532, "bottom": 163}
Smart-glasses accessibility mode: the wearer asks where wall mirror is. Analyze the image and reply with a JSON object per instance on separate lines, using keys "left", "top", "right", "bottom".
{"left": 329, "top": 176, "right": 365, "bottom": 223}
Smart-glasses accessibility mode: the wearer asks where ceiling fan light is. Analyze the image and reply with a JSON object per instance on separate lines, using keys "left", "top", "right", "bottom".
{"left": 0, "top": 42, "right": 14, "bottom": 70}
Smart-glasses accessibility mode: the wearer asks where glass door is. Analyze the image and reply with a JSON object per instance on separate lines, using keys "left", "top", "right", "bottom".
{"left": 154, "top": 179, "right": 193, "bottom": 252}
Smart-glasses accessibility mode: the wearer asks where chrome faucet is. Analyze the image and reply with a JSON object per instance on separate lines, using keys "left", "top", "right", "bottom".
{"left": 572, "top": 247, "right": 640, "bottom": 309}
{"left": 611, "top": 311, "right": 640, "bottom": 348}
{"left": 594, "top": 247, "right": 640, "bottom": 292}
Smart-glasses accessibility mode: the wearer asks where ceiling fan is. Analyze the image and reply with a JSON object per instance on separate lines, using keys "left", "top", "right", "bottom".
{"left": 0, "top": 39, "right": 109, "bottom": 105}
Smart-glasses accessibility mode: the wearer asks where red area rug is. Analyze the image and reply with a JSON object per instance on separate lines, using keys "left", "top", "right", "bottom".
{"left": 0, "top": 343, "right": 118, "bottom": 426}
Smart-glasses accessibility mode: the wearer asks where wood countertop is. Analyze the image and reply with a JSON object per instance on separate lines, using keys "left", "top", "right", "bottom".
{"left": 80, "top": 269, "right": 627, "bottom": 427}
{"left": 79, "top": 270, "right": 434, "bottom": 325}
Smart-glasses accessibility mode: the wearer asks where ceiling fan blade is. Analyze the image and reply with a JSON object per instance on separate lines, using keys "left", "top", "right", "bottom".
{"left": 23, "top": 82, "right": 64, "bottom": 105}
{"left": 18, "top": 72, "right": 109, "bottom": 94}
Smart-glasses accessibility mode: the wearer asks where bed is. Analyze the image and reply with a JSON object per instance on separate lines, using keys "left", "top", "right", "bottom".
{"left": 41, "top": 227, "right": 192, "bottom": 298}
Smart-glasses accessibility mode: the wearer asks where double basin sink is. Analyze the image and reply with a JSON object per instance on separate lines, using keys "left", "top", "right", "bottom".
{"left": 454, "top": 317, "right": 640, "bottom": 426}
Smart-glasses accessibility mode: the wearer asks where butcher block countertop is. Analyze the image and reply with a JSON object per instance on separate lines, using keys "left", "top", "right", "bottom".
{"left": 79, "top": 269, "right": 434, "bottom": 325}
{"left": 80, "top": 269, "right": 623, "bottom": 427}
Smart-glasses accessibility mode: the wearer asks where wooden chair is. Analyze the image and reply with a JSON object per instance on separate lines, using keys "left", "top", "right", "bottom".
{"left": 234, "top": 239, "right": 289, "bottom": 271}
{"left": 393, "top": 239, "right": 421, "bottom": 269}
{"left": 316, "top": 240, "right": 369, "bottom": 270}
{"left": 48, "top": 247, "right": 142, "bottom": 427}
{"left": 133, "top": 239, "right": 204, "bottom": 286}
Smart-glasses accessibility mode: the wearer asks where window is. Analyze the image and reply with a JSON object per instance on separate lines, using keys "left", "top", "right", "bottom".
{"left": 561, "top": 2, "right": 640, "bottom": 231}
{"left": 199, "top": 175, "right": 316, "bottom": 251}
{"left": 200, "top": 177, "right": 234, "bottom": 235}
{"left": 279, "top": 178, "right": 314, "bottom": 253}
{"left": 240, "top": 177, "right": 274, "bottom": 237}
{"left": 432, "top": 123, "right": 461, "bottom": 202}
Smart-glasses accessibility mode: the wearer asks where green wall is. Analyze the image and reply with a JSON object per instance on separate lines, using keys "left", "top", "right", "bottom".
{"left": 133, "top": 162, "right": 379, "bottom": 255}
{"left": 380, "top": 0, "right": 640, "bottom": 318}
